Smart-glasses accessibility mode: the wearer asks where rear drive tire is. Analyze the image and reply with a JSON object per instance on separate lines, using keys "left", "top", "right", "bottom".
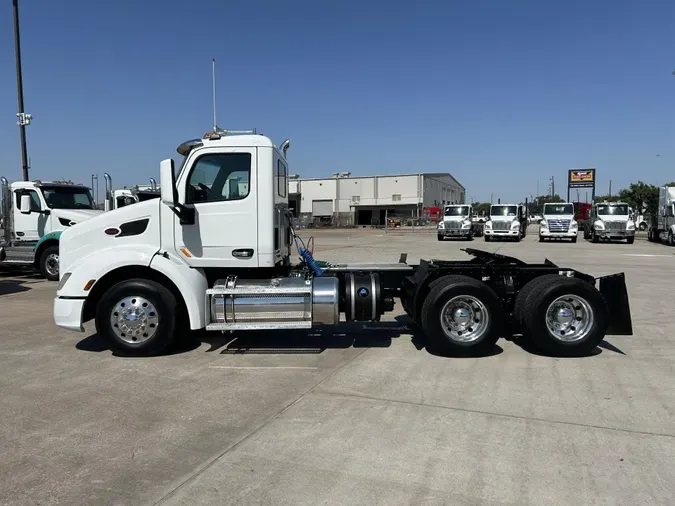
{"left": 96, "top": 279, "right": 178, "bottom": 356}
{"left": 39, "top": 245, "right": 60, "bottom": 282}
{"left": 421, "top": 275, "right": 502, "bottom": 355}
{"left": 521, "top": 276, "right": 608, "bottom": 356}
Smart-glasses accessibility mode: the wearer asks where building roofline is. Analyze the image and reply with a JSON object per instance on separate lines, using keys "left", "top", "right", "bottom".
{"left": 291, "top": 171, "right": 464, "bottom": 188}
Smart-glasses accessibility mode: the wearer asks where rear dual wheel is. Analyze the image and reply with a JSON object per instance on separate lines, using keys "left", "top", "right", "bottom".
{"left": 421, "top": 275, "right": 502, "bottom": 355}
{"left": 514, "top": 275, "right": 608, "bottom": 356}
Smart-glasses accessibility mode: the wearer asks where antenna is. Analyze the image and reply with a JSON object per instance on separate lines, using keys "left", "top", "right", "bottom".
{"left": 212, "top": 58, "right": 217, "bottom": 132}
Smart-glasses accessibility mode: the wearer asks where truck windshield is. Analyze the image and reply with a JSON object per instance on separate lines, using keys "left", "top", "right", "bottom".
{"left": 41, "top": 186, "right": 96, "bottom": 210}
{"left": 491, "top": 205, "right": 517, "bottom": 217}
{"left": 597, "top": 204, "right": 628, "bottom": 215}
{"left": 544, "top": 204, "right": 573, "bottom": 215}
{"left": 444, "top": 206, "right": 470, "bottom": 216}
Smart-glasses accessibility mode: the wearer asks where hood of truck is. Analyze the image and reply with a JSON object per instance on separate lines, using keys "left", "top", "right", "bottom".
{"left": 598, "top": 214, "right": 628, "bottom": 221}
{"left": 490, "top": 217, "right": 516, "bottom": 223}
{"left": 59, "top": 200, "right": 161, "bottom": 276}
{"left": 442, "top": 216, "right": 469, "bottom": 222}
{"left": 51, "top": 208, "right": 104, "bottom": 226}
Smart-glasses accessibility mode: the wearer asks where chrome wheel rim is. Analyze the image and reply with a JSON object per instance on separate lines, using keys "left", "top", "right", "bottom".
{"left": 545, "top": 295, "right": 594, "bottom": 342}
{"left": 110, "top": 296, "right": 159, "bottom": 344}
{"left": 45, "top": 253, "right": 59, "bottom": 277}
{"left": 440, "top": 295, "right": 489, "bottom": 343}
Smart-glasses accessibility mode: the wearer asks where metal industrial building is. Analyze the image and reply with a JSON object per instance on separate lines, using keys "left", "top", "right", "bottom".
{"left": 288, "top": 172, "right": 465, "bottom": 226}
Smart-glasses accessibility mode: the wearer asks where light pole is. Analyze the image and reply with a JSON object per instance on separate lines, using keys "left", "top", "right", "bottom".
{"left": 13, "top": 0, "right": 31, "bottom": 181}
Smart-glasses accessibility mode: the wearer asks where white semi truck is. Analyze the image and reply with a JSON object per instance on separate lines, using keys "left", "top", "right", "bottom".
{"left": 539, "top": 203, "right": 578, "bottom": 242}
{"left": 648, "top": 186, "right": 675, "bottom": 245}
{"left": 437, "top": 205, "right": 475, "bottom": 241}
{"left": 53, "top": 129, "right": 632, "bottom": 357}
{"left": 484, "top": 204, "right": 527, "bottom": 242}
{"left": 104, "top": 174, "right": 160, "bottom": 211}
{"left": 589, "top": 201, "right": 635, "bottom": 244}
{"left": 1, "top": 177, "right": 102, "bottom": 280}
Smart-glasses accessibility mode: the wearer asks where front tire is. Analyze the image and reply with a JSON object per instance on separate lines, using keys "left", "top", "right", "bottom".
{"left": 592, "top": 230, "right": 599, "bottom": 243}
{"left": 520, "top": 276, "right": 608, "bottom": 356}
{"left": 96, "top": 279, "right": 178, "bottom": 355}
{"left": 626, "top": 236, "right": 635, "bottom": 245}
{"left": 484, "top": 235, "right": 491, "bottom": 242}
{"left": 39, "top": 245, "right": 60, "bottom": 282}
{"left": 571, "top": 236, "right": 578, "bottom": 243}
{"left": 421, "top": 275, "right": 502, "bottom": 355}
{"left": 437, "top": 234, "right": 444, "bottom": 241}
{"left": 668, "top": 231, "right": 674, "bottom": 246}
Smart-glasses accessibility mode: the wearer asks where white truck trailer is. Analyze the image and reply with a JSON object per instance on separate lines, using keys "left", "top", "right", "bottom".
{"left": 648, "top": 186, "right": 675, "bottom": 245}
{"left": 53, "top": 129, "right": 632, "bottom": 357}
{"left": 539, "top": 202, "right": 578, "bottom": 242}
{"left": 1, "top": 177, "right": 102, "bottom": 280}
{"left": 589, "top": 201, "right": 635, "bottom": 244}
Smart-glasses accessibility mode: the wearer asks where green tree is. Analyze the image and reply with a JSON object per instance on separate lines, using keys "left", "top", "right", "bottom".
{"left": 618, "top": 181, "right": 659, "bottom": 216}
{"left": 473, "top": 202, "right": 491, "bottom": 216}
{"left": 528, "top": 194, "right": 564, "bottom": 215}
{"left": 593, "top": 194, "right": 623, "bottom": 203}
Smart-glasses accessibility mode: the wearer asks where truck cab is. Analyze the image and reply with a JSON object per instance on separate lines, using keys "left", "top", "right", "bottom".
{"left": 484, "top": 204, "right": 526, "bottom": 242}
{"left": 437, "top": 204, "right": 474, "bottom": 241}
{"left": 590, "top": 201, "right": 635, "bottom": 244}
{"left": 104, "top": 175, "right": 161, "bottom": 211}
{"left": 648, "top": 186, "right": 675, "bottom": 245}
{"left": 539, "top": 202, "right": 578, "bottom": 242}
{"left": 0, "top": 178, "right": 102, "bottom": 279}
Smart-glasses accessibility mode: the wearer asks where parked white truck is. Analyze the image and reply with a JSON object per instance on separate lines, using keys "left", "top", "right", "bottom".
{"left": 437, "top": 204, "right": 475, "bottom": 241}
{"left": 589, "top": 201, "right": 635, "bottom": 244}
{"left": 0, "top": 177, "right": 102, "bottom": 280}
{"left": 52, "top": 129, "right": 633, "bottom": 358}
{"left": 104, "top": 174, "right": 160, "bottom": 211}
{"left": 648, "top": 186, "right": 675, "bottom": 245}
{"left": 484, "top": 204, "right": 527, "bottom": 242}
{"left": 539, "top": 202, "right": 578, "bottom": 242}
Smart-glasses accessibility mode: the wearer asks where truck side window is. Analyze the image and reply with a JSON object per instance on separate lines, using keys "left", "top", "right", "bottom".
{"left": 278, "top": 160, "right": 287, "bottom": 198}
{"left": 186, "top": 153, "right": 251, "bottom": 204}
{"left": 14, "top": 190, "right": 41, "bottom": 212}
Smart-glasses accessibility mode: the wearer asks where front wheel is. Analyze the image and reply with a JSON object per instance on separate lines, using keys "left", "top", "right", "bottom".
{"left": 484, "top": 235, "right": 491, "bottom": 242}
{"left": 592, "top": 230, "right": 599, "bottom": 243}
{"left": 571, "top": 236, "right": 578, "bottom": 243}
{"left": 437, "top": 234, "right": 444, "bottom": 242}
{"left": 39, "top": 245, "right": 60, "bottom": 281}
{"left": 626, "top": 236, "right": 635, "bottom": 245}
{"left": 95, "top": 279, "right": 178, "bottom": 355}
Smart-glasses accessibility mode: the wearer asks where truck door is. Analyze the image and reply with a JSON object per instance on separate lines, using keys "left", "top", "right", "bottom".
{"left": 12, "top": 189, "right": 42, "bottom": 241}
{"left": 174, "top": 148, "right": 258, "bottom": 268}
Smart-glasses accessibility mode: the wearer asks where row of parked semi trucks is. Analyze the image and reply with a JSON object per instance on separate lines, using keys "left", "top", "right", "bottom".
{"left": 438, "top": 189, "right": 675, "bottom": 245}
{"left": 0, "top": 174, "right": 160, "bottom": 280}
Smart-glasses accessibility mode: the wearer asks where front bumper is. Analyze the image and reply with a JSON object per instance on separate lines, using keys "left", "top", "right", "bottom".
{"left": 595, "top": 229, "right": 635, "bottom": 239}
{"left": 540, "top": 229, "right": 577, "bottom": 238}
{"left": 484, "top": 229, "right": 519, "bottom": 236}
{"left": 54, "top": 297, "right": 86, "bottom": 332}
{"left": 439, "top": 228, "right": 472, "bottom": 237}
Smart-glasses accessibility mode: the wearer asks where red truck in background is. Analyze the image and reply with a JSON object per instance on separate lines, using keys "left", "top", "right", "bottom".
{"left": 574, "top": 202, "right": 592, "bottom": 239}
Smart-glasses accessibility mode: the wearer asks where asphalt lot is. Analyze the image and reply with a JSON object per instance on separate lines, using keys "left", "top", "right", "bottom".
{"left": 1, "top": 227, "right": 674, "bottom": 505}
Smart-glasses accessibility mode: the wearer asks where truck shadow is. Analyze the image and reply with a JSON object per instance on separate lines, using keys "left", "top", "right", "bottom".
{"left": 75, "top": 318, "right": 504, "bottom": 358}
{"left": 0, "top": 279, "right": 33, "bottom": 296}
{"left": 503, "top": 335, "right": 626, "bottom": 357}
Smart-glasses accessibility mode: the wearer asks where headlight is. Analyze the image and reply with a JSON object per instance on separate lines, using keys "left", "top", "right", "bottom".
{"left": 540, "top": 220, "right": 547, "bottom": 226}
{"left": 512, "top": 222, "right": 520, "bottom": 229}
{"left": 627, "top": 222, "right": 635, "bottom": 230}
{"left": 594, "top": 222, "right": 604, "bottom": 230}
{"left": 437, "top": 222, "right": 444, "bottom": 229}
{"left": 570, "top": 221, "right": 578, "bottom": 230}
{"left": 485, "top": 221, "right": 492, "bottom": 229}
{"left": 462, "top": 222, "right": 471, "bottom": 229}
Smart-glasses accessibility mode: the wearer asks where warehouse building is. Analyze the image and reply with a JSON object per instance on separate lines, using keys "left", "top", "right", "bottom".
{"left": 288, "top": 172, "right": 465, "bottom": 226}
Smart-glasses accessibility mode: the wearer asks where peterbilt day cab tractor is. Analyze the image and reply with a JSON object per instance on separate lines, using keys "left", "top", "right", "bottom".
{"left": 437, "top": 205, "right": 476, "bottom": 241}
{"left": 539, "top": 203, "right": 578, "bottom": 242}
{"left": 54, "top": 129, "right": 632, "bottom": 357}
{"left": 1, "top": 177, "right": 102, "bottom": 280}
{"left": 103, "top": 174, "right": 161, "bottom": 211}
{"left": 483, "top": 204, "right": 527, "bottom": 242}
{"left": 586, "top": 202, "right": 635, "bottom": 244}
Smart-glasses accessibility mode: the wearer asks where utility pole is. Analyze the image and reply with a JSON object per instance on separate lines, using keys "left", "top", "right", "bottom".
{"left": 13, "top": 0, "right": 31, "bottom": 181}
{"left": 609, "top": 180, "right": 612, "bottom": 196}
{"left": 550, "top": 176, "right": 555, "bottom": 197}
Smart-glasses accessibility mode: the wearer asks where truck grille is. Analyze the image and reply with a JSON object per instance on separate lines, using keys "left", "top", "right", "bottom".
{"left": 492, "top": 221, "right": 510, "bottom": 230}
{"left": 547, "top": 219, "right": 570, "bottom": 233}
{"left": 605, "top": 221, "right": 626, "bottom": 232}
{"left": 445, "top": 221, "right": 461, "bottom": 229}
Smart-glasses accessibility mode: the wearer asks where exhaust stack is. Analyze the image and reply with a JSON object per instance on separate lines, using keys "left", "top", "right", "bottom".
{"left": 149, "top": 178, "right": 157, "bottom": 191}
{"left": 103, "top": 173, "right": 112, "bottom": 212}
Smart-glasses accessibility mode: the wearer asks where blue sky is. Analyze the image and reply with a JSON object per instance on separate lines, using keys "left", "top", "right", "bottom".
{"left": 0, "top": 0, "right": 673, "bottom": 203}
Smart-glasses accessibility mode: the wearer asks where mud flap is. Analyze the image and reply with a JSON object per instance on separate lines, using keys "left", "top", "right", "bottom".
{"left": 598, "top": 273, "right": 633, "bottom": 335}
